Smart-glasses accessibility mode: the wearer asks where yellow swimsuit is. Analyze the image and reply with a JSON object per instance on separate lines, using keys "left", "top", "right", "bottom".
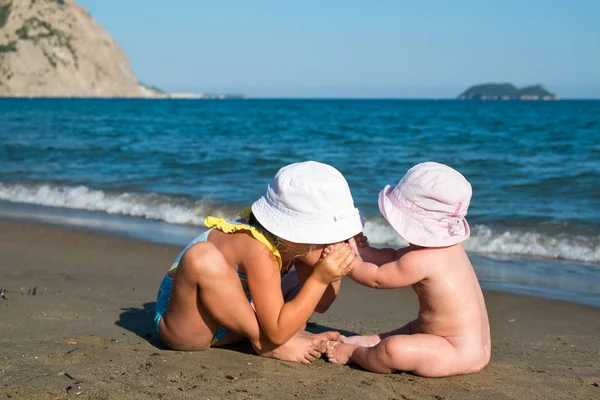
{"left": 155, "top": 211, "right": 282, "bottom": 346}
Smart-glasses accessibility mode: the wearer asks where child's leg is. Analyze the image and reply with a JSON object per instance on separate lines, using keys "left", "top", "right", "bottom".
{"left": 159, "top": 242, "right": 336, "bottom": 363}
{"left": 159, "top": 242, "right": 260, "bottom": 349}
{"left": 343, "top": 319, "right": 416, "bottom": 347}
{"left": 219, "top": 270, "right": 304, "bottom": 345}
{"left": 281, "top": 270, "right": 302, "bottom": 302}
{"left": 328, "top": 333, "right": 481, "bottom": 377}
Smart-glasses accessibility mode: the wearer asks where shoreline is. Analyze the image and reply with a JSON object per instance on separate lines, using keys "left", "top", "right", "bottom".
{"left": 0, "top": 219, "right": 598, "bottom": 399}
{"left": 1, "top": 199, "right": 598, "bottom": 309}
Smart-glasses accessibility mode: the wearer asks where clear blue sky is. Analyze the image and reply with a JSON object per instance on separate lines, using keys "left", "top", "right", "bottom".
{"left": 79, "top": 0, "right": 600, "bottom": 98}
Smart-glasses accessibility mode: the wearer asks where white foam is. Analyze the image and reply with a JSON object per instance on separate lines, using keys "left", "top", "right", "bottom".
{"left": 0, "top": 182, "right": 233, "bottom": 226}
{"left": 1, "top": 182, "right": 598, "bottom": 263}
{"left": 363, "top": 219, "right": 407, "bottom": 247}
{"left": 466, "top": 225, "right": 600, "bottom": 264}
{"left": 363, "top": 219, "right": 600, "bottom": 263}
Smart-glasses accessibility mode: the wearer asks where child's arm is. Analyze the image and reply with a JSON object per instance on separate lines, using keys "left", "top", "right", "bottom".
{"left": 350, "top": 234, "right": 412, "bottom": 266}
{"left": 355, "top": 246, "right": 410, "bottom": 266}
{"left": 246, "top": 244, "right": 354, "bottom": 346}
{"left": 348, "top": 253, "right": 427, "bottom": 289}
{"left": 294, "top": 260, "right": 340, "bottom": 313}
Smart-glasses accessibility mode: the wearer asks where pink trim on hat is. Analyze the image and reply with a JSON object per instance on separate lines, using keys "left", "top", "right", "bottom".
{"left": 452, "top": 202, "right": 462, "bottom": 217}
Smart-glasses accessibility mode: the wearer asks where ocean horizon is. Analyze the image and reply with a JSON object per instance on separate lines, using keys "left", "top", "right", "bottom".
{"left": 2, "top": 97, "right": 599, "bottom": 100}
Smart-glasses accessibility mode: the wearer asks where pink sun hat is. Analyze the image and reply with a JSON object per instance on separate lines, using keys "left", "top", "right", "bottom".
{"left": 378, "top": 162, "right": 472, "bottom": 247}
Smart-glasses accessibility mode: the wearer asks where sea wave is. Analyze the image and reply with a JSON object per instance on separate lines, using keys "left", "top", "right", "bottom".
{"left": 1, "top": 182, "right": 599, "bottom": 263}
{"left": 363, "top": 220, "right": 600, "bottom": 264}
{"left": 0, "top": 182, "right": 234, "bottom": 225}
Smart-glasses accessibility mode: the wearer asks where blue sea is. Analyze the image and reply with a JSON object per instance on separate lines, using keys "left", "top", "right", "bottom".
{"left": 1, "top": 99, "right": 599, "bottom": 307}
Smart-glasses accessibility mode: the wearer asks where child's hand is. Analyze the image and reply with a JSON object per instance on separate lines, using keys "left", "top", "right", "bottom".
{"left": 321, "top": 242, "right": 344, "bottom": 258}
{"left": 345, "top": 238, "right": 367, "bottom": 278}
{"left": 354, "top": 233, "right": 369, "bottom": 248}
{"left": 347, "top": 237, "right": 364, "bottom": 261}
{"left": 313, "top": 243, "right": 354, "bottom": 285}
{"left": 323, "top": 234, "right": 368, "bottom": 259}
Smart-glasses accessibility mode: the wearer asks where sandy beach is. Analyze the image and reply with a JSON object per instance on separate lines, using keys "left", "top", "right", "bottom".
{"left": 0, "top": 219, "right": 598, "bottom": 400}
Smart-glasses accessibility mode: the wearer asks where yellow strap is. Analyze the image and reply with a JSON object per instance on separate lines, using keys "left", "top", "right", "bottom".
{"left": 204, "top": 216, "right": 282, "bottom": 269}
{"left": 239, "top": 206, "right": 252, "bottom": 218}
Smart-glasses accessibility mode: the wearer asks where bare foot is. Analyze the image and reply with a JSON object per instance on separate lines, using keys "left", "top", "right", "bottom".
{"left": 295, "top": 329, "right": 341, "bottom": 342}
{"left": 326, "top": 341, "right": 356, "bottom": 364}
{"left": 255, "top": 331, "right": 340, "bottom": 364}
{"left": 343, "top": 334, "right": 381, "bottom": 347}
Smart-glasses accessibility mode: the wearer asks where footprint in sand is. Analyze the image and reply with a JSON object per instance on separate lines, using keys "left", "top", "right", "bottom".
{"left": 56, "top": 336, "right": 112, "bottom": 347}
{"left": 35, "top": 310, "right": 87, "bottom": 321}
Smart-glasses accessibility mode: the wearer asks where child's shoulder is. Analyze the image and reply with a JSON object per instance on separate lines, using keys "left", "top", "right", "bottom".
{"left": 206, "top": 230, "right": 276, "bottom": 267}
{"left": 399, "top": 246, "right": 443, "bottom": 266}
{"left": 209, "top": 227, "right": 262, "bottom": 249}
{"left": 400, "top": 244, "right": 464, "bottom": 271}
{"left": 225, "top": 228, "right": 265, "bottom": 246}
{"left": 233, "top": 230, "right": 279, "bottom": 261}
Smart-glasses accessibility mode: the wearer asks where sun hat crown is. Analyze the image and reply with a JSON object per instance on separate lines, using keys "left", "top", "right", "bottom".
{"left": 251, "top": 161, "right": 363, "bottom": 244}
{"left": 379, "top": 162, "right": 472, "bottom": 247}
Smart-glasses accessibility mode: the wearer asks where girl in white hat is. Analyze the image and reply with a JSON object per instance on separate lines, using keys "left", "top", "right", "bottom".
{"left": 326, "top": 162, "right": 491, "bottom": 377}
{"left": 155, "top": 161, "right": 364, "bottom": 363}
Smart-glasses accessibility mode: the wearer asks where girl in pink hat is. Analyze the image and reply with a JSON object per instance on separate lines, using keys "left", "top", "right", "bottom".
{"left": 326, "top": 162, "right": 491, "bottom": 377}
{"left": 155, "top": 161, "right": 364, "bottom": 363}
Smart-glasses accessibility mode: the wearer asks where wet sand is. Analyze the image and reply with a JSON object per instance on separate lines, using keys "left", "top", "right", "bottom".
{"left": 0, "top": 220, "right": 598, "bottom": 399}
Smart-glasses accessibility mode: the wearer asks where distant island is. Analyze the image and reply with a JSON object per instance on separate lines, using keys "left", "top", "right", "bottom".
{"left": 458, "top": 83, "right": 559, "bottom": 101}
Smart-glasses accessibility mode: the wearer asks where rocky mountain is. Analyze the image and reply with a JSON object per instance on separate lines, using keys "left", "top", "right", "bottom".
{"left": 458, "top": 83, "right": 558, "bottom": 101}
{"left": 0, "top": 0, "right": 162, "bottom": 98}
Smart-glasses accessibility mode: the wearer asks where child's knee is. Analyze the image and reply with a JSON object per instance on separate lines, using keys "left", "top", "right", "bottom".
{"left": 179, "top": 243, "right": 227, "bottom": 279}
{"left": 380, "top": 335, "right": 452, "bottom": 376}
{"left": 378, "top": 336, "right": 410, "bottom": 363}
{"left": 463, "top": 345, "right": 490, "bottom": 373}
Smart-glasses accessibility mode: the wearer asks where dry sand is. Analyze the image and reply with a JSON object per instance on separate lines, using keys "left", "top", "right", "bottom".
{"left": 0, "top": 220, "right": 598, "bottom": 399}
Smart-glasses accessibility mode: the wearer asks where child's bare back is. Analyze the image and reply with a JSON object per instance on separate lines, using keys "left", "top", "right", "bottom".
{"left": 326, "top": 162, "right": 491, "bottom": 377}
{"left": 407, "top": 244, "right": 489, "bottom": 341}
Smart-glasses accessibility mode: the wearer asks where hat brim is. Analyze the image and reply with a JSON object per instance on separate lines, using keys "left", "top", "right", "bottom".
{"left": 378, "top": 186, "right": 470, "bottom": 247}
{"left": 251, "top": 196, "right": 364, "bottom": 244}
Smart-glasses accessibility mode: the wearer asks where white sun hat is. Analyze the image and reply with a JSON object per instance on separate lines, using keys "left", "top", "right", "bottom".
{"left": 378, "top": 162, "right": 472, "bottom": 247}
{"left": 251, "top": 161, "right": 363, "bottom": 244}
